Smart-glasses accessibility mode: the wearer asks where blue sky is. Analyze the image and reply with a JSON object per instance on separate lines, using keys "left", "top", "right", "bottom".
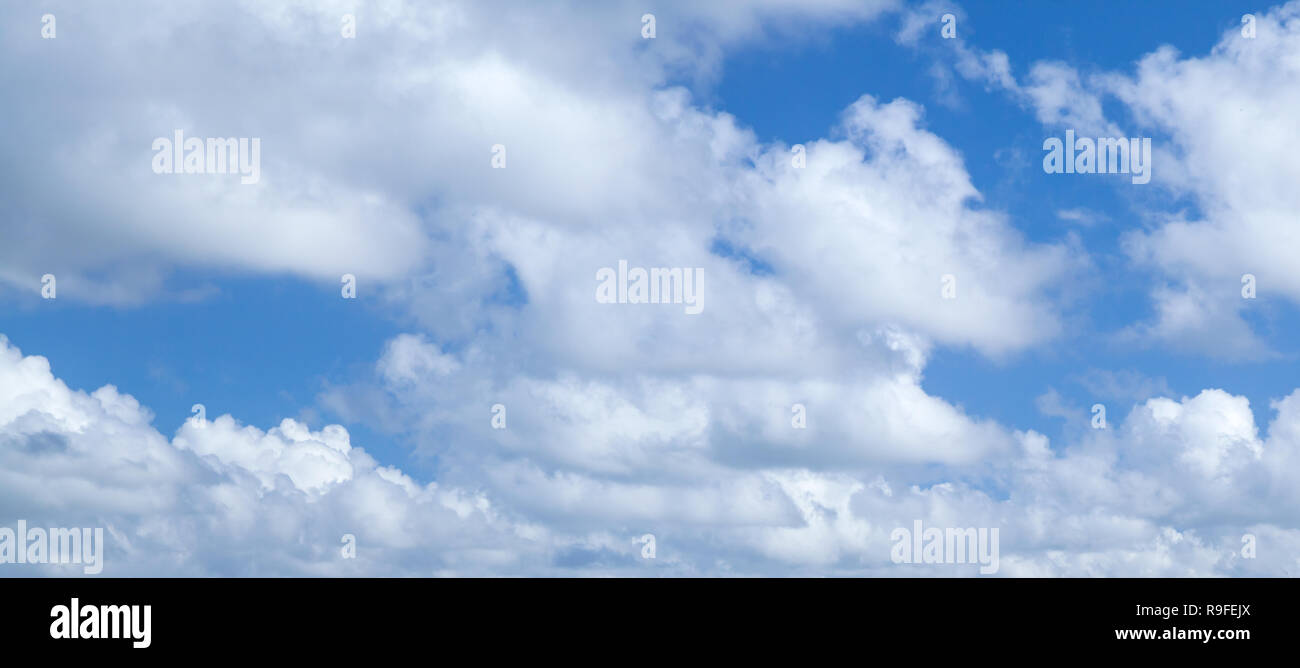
{"left": 708, "top": 0, "right": 1292, "bottom": 438}
{"left": 3, "top": 0, "right": 1299, "bottom": 576}
{"left": 3, "top": 0, "right": 1282, "bottom": 473}
{"left": 4, "top": 273, "right": 417, "bottom": 472}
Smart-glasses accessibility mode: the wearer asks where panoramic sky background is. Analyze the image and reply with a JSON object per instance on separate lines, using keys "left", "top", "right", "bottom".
{"left": 2, "top": 0, "right": 1299, "bottom": 575}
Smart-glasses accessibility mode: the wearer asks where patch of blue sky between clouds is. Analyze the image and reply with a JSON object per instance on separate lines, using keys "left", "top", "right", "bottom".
{"left": 707, "top": 0, "right": 1297, "bottom": 445}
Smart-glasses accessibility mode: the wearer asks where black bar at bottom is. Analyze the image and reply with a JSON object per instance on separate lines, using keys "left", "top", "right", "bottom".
{"left": 0, "top": 577, "right": 1287, "bottom": 656}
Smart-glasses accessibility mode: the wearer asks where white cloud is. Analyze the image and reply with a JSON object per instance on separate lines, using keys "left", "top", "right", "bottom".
{"left": 0, "top": 0, "right": 893, "bottom": 304}
{"left": 0, "top": 336, "right": 550, "bottom": 576}
{"left": 1103, "top": 5, "right": 1300, "bottom": 352}
{"left": 911, "top": 1, "right": 1300, "bottom": 355}
{"left": 3, "top": 0, "right": 1299, "bottom": 578}
{"left": 4, "top": 335, "right": 1300, "bottom": 575}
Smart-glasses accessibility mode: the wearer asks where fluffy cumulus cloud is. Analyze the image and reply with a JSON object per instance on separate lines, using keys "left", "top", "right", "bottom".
{"left": 0, "top": 0, "right": 894, "bottom": 303}
{"left": 1107, "top": 4, "right": 1300, "bottom": 357}
{"left": 910, "top": 1, "right": 1300, "bottom": 357}
{"left": 5, "top": 335, "right": 1299, "bottom": 576}
{"left": 0, "top": 336, "right": 558, "bottom": 576}
{"left": 1, "top": 0, "right": 1298, "bottom": 576}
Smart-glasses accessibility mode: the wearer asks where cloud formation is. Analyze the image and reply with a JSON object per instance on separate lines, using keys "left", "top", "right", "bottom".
{"left": 2, "top": 1, "right": 1298, "bottom": 577}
